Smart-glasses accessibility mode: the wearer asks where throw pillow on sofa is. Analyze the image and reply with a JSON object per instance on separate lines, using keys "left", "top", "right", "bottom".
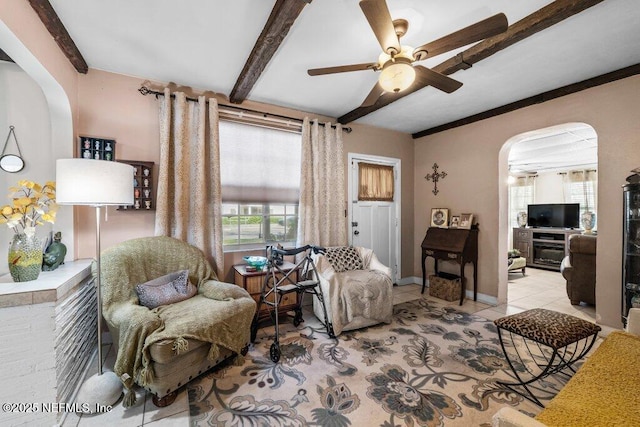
{"left": 325, "top": 246, "right": 364, "bottom": 273}
{"left": 135, "top": 269, "right": 197, "bottom": 309}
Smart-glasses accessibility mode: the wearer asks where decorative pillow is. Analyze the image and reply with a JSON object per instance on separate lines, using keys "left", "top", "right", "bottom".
{"left": 135, "top": 270, "right": 196, "bottom": 309}
{"left": 324, "top": 246, "right": 364, "bottom": 273}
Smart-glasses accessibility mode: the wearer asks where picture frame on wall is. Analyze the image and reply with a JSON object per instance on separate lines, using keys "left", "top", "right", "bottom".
{"left": 430, "top": 208, "right": 449, "bottom": 228}
{"left": 450, "top": 215, "right": 460, "bottom": 228}
{"left": 459, "top": 213, "right": 474, "bottom": 229}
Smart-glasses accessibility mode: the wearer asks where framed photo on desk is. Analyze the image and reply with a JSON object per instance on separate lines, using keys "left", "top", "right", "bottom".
{"left": 431, "top": 208, "right": 449, "bottom": 228}
{"left": 459, "top": 213, "right": 474, "bottom": 229}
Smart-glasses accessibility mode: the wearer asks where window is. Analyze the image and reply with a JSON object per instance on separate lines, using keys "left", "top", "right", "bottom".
{"left": 509, "top": 176, "right": 535, "bottom": 228}
{"left": 222, "top": 203, "right": 298, "bottom": 246}
{"left": 358, "top": 162, "right": 394, "bottom": 201}
{"left": 219, "top": 121, "right": 301, "bottom": 248}
{"left": 566, "top": 170, "right": 597, "bottom": 217}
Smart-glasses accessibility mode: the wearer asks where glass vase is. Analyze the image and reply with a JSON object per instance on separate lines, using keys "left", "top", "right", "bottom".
{"left": 8, "top": 233, "right": 43, "bottom": 282}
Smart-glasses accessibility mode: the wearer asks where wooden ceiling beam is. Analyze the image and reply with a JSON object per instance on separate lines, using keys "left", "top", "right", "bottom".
{"left": 28, "top": 0, "right": 88, "bottom": 73}
{"left": 338, "top": 0, "right": 605, "bottom": 124}
{"left": 229, "top": 0, "right": 311, "bottom": 104}
{"left": 0, "top": 48, "right": 14, "bottom": 63}
{"left": 412, "top": 63, "right": 640, "bottom": 138}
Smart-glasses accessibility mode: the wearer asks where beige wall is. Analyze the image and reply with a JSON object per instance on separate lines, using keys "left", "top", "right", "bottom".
{"left": 74, "top": 70, "right": 415, "bottom": 284}
{"left": 415, "top": 75, "right": 640, "bottom": 328}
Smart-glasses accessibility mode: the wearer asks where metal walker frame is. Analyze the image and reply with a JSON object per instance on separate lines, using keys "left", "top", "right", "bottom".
{"left": 250, "top": 244, "right": 334, "bottom": 362}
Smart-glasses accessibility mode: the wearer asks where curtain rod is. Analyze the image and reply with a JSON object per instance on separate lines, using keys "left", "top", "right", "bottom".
{"left": 138, "top": 86, "right": 352, "bottom": 133}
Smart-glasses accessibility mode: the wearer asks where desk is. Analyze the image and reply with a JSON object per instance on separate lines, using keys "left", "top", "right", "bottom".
{"left": 421, "top": 227, "right": 478, "bottom": 305}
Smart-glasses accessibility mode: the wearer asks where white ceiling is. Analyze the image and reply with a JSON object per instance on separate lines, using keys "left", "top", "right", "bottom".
{"left": 508, "top": 123, "right": 597, "bottom": 174}
{"left": 47, "top": 0, "right": 640, "bottom": 135}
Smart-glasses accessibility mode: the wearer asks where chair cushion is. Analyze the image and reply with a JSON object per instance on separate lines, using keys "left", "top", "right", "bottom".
{"left": 324, "top": 246, "right": 364, "bottom": 272}
{"left": 135, "top": 270, "right": 197, "bottom": 309}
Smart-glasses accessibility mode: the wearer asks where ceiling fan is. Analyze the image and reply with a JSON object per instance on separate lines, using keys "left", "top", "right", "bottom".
{"left": 307, "top": 0, "right": 508, "bottom": 107}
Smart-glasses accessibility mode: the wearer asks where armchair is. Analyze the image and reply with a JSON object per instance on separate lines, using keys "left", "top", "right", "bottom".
{"left": 311, "top": 246, "right": 393, "bottom": 335}
{"left": 560, "top": 234, "right": 596, "bottom": 305}
{"left": 99, "top": 236, "right": 256, "bottom": 407}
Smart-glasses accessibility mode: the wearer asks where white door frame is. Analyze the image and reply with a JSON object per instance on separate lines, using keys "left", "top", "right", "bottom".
{"left": 347, "top": 152, "right": 401, "bottom": 282}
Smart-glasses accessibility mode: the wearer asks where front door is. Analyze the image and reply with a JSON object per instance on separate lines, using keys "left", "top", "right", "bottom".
{"left": 348, "top": 154, "right": 400, "bottom": 282}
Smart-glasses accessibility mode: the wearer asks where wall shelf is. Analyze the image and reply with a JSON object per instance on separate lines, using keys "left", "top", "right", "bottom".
{"left": 117, "top": 160, "right": 155, "bottom": 211}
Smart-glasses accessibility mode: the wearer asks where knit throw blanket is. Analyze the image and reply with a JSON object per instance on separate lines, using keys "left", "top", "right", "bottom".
{"left": 535, "top": 331, "right": 640, "bottom": 426}
{"left": 98, "top": 236, "right": 256, "bottom": 406}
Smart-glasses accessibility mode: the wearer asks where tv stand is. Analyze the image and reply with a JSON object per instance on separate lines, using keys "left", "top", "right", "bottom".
{"left": 513, "top": 228, "right": 582, "bottom": 271}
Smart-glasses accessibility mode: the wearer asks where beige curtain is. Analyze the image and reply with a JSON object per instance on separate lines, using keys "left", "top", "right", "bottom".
{"left": 562, "top": 169, "right": 598, "bottom": 211}
{"left": 297, "top": 118, "right": 347, "bottom": 247}
{"left": 155, "top": 89, "right": 224, "bottom": 278}
{"left": 358, "top": 163, "right": 394, "bottom": 201}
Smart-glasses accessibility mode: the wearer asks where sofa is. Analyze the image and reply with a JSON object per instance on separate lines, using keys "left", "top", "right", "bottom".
{"left": 560, "top": 234, "right": 596, "bottom": 305}
{"left": 492, "top": 308, "right": 640, "bottom": 426}
{"left": 100, "top": 236, "right": 256, "bottom": 407}
{"left": 311, "top": 246, "right": 393, "bottom": 336}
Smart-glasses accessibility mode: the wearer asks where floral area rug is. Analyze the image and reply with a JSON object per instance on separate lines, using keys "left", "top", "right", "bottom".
{"left": 188, "top": 297, "right": 567, "bottom": 426}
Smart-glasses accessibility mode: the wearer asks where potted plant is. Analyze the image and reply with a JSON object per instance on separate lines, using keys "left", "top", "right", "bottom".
{"left": 0, "top": 180, "right": 56, "bottom": 282}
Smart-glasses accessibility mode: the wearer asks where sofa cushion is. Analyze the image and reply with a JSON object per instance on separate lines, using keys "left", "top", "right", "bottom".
{"left": 324, "top": 246, "right": 364, "bottom": 273}
{"left": 135, "top": 270, "right": 197, "bottom": 309}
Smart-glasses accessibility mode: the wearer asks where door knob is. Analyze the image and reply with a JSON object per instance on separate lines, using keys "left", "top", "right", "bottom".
{"left": 354, "top": 230, "right": 360, "bottom": 235}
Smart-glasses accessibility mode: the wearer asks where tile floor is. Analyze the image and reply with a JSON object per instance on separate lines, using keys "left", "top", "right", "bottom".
{"left": 63, "top": 267, "right": 597, "bottom": 426}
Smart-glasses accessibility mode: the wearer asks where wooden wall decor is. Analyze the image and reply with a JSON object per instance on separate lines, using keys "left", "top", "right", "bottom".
{"left": 425, "top": 163, "right": 447, "bottom": 195}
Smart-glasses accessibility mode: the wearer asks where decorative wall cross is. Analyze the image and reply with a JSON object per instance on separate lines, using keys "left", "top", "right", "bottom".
{"left": 425, "top": 163, "right": 447, "bottom": 195}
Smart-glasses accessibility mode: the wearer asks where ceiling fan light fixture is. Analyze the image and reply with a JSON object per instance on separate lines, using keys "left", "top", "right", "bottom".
{"left": 379, "top": 60, "right": 415, "bottom": 93}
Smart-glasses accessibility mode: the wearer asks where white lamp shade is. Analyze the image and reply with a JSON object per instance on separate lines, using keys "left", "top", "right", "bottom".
{"left": 56, "top": 159, "right": 134, "bottom": 206}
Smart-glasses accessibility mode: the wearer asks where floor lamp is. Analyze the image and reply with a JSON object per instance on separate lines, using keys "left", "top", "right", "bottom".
{"left": 56, "top": 159, "right": 134, "bottom": 410}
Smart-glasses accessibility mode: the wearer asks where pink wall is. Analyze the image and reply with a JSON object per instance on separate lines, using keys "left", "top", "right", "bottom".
{"left": 74, "top": 71, "right": 415, "bottom": 284}
{"left": 414, "top": 75, "right": 640, "bottom": 328}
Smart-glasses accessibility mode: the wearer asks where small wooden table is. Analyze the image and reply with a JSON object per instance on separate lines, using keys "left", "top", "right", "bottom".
{"left": 421, "top": 227, "right": 478, "bottom": 305}
{"left": 234, "top": 262, "right": 299, "bottom": 321}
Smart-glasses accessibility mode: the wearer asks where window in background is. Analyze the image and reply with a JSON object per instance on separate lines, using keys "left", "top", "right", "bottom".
{"left": 219, "top": 121, "right": 301, "bottom": 248}
{"left": 509, "top": 175, "right": 536, "bottom": 228}
{"left": 565, "top": 170, "right": 597, "bottom": 217}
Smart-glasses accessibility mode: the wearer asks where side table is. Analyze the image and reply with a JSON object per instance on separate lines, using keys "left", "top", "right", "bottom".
{"left": 494, "top": 308, "right": 601, "bottom": 406}
{"left": 233, "top": 261, "right": 299, "bottom": 322}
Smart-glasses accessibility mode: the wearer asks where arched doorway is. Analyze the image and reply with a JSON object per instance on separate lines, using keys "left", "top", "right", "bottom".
{"left": 498, "top": 123, "right": 597, "bottom": 309}
{"left": 0, "top": 20, "right": 75, "bottom": 267}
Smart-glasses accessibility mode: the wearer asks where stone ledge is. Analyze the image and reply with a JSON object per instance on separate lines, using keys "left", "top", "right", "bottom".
{"left": 0, "top": 259, "right": 92, "bottom": 308}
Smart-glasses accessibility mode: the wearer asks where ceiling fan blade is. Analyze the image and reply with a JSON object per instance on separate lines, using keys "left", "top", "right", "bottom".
{"left": 359, "top": 0, "right": 401, "bottom": 55}
{"left": 413, "top": 13, "right": 508, "bottom": 60}
{"left": 360, "top": 82, "right": 385, "bottom": 107}
{"left": 414, "top": 65, "right": 463, "bottom": 93}
{"left": 308, "top": 63, "right": 377, "bottom": 76}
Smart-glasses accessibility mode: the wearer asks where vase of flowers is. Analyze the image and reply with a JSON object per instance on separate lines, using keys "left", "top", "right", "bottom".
{"left": 0, "top": 180, "right": 56, "bottom": 282}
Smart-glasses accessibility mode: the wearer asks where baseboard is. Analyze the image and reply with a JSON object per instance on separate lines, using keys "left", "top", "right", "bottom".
{"left": 597, "top": 324, "right": 619, "bottom": 337}
{"left": 396, "top": 276, "right": 421, "bottom": 286}
{"left": 395, "top": 276, "right": 497, "bottom": 305}
{"left": 466, "top": 290, "right": 498, "bottom": 306}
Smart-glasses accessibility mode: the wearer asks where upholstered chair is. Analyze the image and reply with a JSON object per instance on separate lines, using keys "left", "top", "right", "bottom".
{"left": 560, "top": 234, "right": 597, "bottom": 305}
{"left": 311, "top": 246, "right": 393, "bottom": 336}
{"left": 99, "top": 236, "right": 256, "bottom": 407}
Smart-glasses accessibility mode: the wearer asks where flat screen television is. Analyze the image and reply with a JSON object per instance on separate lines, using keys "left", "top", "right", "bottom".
{"left": 527, "top": 203, "right": 580, "bottom": 229}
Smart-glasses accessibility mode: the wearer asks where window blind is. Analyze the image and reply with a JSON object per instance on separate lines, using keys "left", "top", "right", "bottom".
{"left": 219, "top": 121, "right": 301, "bottom": 203}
